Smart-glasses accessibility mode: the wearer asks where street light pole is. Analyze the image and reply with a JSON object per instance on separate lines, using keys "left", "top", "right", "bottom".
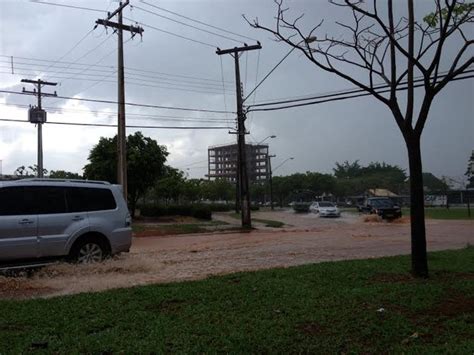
{"left": 268, "top": 154, "right": 276, "bottom": 210}
{"left": 273, "top": 157, "right": 295, "bottom": 173}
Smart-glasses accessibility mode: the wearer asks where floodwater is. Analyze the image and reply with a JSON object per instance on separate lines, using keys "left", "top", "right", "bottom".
{"left": 1, "top": 211, "right": 472, "bottom": 299}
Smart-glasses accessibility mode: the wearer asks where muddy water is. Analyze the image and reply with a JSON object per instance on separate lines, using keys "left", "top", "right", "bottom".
{"left": 1, "top": 214, "right": 472, "bottom": 300}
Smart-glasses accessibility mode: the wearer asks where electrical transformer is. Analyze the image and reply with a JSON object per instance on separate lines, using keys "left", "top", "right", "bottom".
{"left": 28, "top": 107, "right": 47, "bottom": 124}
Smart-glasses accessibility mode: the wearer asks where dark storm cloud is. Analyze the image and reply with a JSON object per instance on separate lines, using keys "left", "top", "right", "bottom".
{"left": 0, "top": 0, "right": 472, "bottom": 181}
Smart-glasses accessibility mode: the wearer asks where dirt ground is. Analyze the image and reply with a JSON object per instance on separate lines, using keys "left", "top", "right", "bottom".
{"left": 1, "top": 210, "right": 472, "bottom": 299}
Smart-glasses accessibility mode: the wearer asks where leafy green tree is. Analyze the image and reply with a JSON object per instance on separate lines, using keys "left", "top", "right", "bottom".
{"left": 49, "top": 170, "right": 82, "bottom": 179}
{"left": 250, "top": 183, "right": 266, "bottom": 204}
{"left": 305, "top": 172, "right": 336, "bottom": 195}
{"left": 272, "top": 176, "right": 292, "bottom": 207}
{"left": 202, "top": 179, "right": 234, "bottom": 202}
{"left": 422, "top": 172, "right": 449, "bottom": 192}
{"left": 466, "top": 151, "right": 474, "bottom": 189}
{"left": 333, "top": 161, "right": 406, "bottom": 195}
{"left": 333, "top": 160, "right": 362, "bottom": 179}
{"left": 83, "top": 132, "right": 168, "bottom": 214}
{"left": 181, "top": 179, "right": 203, "bottom": 202}
{"left": 153, "top": 168, "right": 185, "bottom": 204}
{"left": 14, "top": 165, "right": 48, "bottom": 177}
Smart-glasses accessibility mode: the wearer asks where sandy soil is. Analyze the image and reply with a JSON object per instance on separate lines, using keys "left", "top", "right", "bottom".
{"left": 1, "top": 210, "right": 472, "bottom": 299}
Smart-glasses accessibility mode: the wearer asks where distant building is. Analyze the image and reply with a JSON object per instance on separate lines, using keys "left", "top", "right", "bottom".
{"left": 207, "top": 143, "right": 270, "bottom": 183}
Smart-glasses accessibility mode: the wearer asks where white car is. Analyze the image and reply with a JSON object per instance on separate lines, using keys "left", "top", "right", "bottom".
{"left": 309, "top": 201, "right": 341, "bottom": 218}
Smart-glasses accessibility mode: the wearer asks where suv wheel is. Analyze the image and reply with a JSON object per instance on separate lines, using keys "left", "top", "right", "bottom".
{"left": 70, "top": 237, "right": 108, "bottom": 264}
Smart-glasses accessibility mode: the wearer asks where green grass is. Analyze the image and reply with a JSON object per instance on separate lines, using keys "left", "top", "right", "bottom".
{"left": 402, "top": 207, "right": 474, "bottom": 220}
{"left": 229, "top": 213, "right": 285, "bottom": 227}
{"left": 132, "top": 221, "right": 231, "bottom": 235}
{"left": 1, "top": 248, "right": 473, "bottom": 353}
{"left": 253, "top": 218, "right": 285, "bottom": 228}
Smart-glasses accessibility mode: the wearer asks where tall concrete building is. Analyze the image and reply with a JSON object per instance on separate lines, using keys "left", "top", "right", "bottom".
{"left": 207, "top": 143, "right": 270, "bottom": 183}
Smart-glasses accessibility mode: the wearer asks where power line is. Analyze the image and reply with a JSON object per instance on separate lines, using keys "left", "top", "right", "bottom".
{"left": 1, "top": 55, "right": 231, "bottom": 84}
{"left": 244, "top": 47, "right": 296, "bottom": 102}
{"left": 125, "top": 67, "right": 233, "bottom": 85}
{"left": 219, "top": 56, "right": 231, "bottom": 125}
{"left": 0, "top": 103, "right": 231, "bottom": 123}
{"left": 132, "top": 4, "right": 244, "bottom": 44}
{"left": 139, "top": 0, "right": 258, "bottom": 42}
{"left": 124, "top": 17, "right": 217, "bottom": 48}
{"left": 249, "top": 69, "right": 474, "bottom": 108}
{"left": 247, "top": 49, "right": 261, "bottom": 122}
{"left": 6, "top": 70, "right": 234, "bottom": 95}
{"left": 39, "top": 27, "right": 97, "bottom": 77}
{"left": 247, "top": 74, "right": 474, "bottom": 112}
{"left": 177, "top": 159, "right": 209, "bottom": 168}
{"left": 52, "top": 33, "right": 116, "bottom": 84}
{"left": 0, "top": 61, "right": 115, "bottom": 75}
{"left": 1, "top": 61, "right": 234, "bottom": 89}
{"left": 0, "top": 118, "right": 232, "bottom": 130}
{"left": 29, "top": 0, "right": 106, "bottom": 13}
{"left": 0, "top": 89, "right": 235, "bottom": 114}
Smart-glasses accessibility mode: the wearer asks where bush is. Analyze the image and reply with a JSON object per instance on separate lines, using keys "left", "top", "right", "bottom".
{"left": 138, "top": 204, "right": 212, "bottom": 220}
{"left": 191, "top": 205, "right": 212, "bottom": 220}
{"left": 204, "top": 203, "right": 234, "bottom": 212}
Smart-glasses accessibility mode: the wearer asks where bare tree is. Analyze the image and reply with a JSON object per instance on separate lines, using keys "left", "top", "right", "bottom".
{"left": 245, "top": 0, "right": 473, "bottom": 277}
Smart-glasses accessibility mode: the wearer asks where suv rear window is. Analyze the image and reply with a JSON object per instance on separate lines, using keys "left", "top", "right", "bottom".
{"left": 0, "top": 185, "right": 116, "bottom": 215}
{"left": 66, "top": 187, "right": 116, "bottom": 212}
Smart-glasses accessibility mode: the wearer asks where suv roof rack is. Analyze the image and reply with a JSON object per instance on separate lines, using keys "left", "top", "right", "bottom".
{"left": 18, "top": 178, "right": 111, "bottom": 185}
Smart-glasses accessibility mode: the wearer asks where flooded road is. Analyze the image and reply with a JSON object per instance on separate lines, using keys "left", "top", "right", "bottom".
{"left": 1, "top": 212, "right": 472, "bottom": 299}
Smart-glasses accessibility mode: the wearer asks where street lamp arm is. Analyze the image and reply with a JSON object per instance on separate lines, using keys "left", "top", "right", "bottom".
{"left": 256, "top": 135, "right": 276, "bottom": 145}
{"left": 273, "top": 157, "right": 294, "bottom": 173}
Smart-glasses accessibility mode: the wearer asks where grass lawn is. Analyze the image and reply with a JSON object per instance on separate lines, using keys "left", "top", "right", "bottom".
{"left": 132, "top": 220, "right": 231, "bottom": 236}
{"left": 1, "top": 248, "right": 473, "bottom": 353}
{"left": 402, "top": 207, "right": 473, "bottom": 220}
{"left": 229, "top": 212, "right": 285, "bottom": 228}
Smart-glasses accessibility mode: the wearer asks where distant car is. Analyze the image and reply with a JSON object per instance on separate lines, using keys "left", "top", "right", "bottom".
{"left": 359, "top": 197, "right": 402, "bottom": 220}
{"left": 310, "top": 201, "right": 341, "bottom": 217}
{"left": 0, "top": 178, "right": 132, "bottom": 264}
{"left": 292, "top": 202, "right": 311, "bottom": 213}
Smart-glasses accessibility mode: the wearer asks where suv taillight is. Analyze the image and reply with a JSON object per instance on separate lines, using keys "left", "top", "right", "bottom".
{"left": 125, "top": 214, "right": 131, "bottom": 227}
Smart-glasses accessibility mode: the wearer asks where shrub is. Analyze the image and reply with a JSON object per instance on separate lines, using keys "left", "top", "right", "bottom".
{"left": 138, "top": 204, "right": 212, "bottom": 220}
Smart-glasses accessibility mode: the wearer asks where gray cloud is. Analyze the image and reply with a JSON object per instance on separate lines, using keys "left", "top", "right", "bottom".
{"left": 1, "top": 0, "right": 472, "bottom": 182}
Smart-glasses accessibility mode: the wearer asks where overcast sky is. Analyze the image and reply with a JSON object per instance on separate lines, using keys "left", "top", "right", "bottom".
{"left": 0, "top": 0, "right": 472, "bottom": 183}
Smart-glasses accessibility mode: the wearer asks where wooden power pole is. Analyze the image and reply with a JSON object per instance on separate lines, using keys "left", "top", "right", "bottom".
{"left": 217, "top": 43, "right": 261, "bottom": 228}
{"left": 96, "top": 1, "right": 143, "bottom": 200}
{"left": 21, "top": 79, "right": 57, "bottom": 178}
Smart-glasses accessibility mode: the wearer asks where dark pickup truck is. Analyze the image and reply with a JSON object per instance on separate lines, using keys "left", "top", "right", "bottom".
{"left": 359, "top": 197, "right": 402, "bottom": 220}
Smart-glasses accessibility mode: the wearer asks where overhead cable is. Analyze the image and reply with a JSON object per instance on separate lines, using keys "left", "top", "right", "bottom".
{"left": 132, "top": 5, "right": 244, "bottom": 44}
{"left": 0, "top": 118, "right": 232, "bottom": 130}
{"left": 0, "top": 89, "right": 235, "bottom": 114}
{"left": 139, "top": 0, "right": 258, "bottom": 42}
{"left": 29, "top": 0, "right": 105, "bottom": 13}
{"left": 0, "top": 103, "right": 230, "bottom": 123}
{"left": 249, "top": 69, "right": 474, "bottom": 108}
{"left": 124, "top": 17, "right": 217, "bottom": 48}
{"left": 247, "top": 74, "right": 474, "bottom": 112}
{"left": 0, "top": 55, "right": 230, "bottom": 84}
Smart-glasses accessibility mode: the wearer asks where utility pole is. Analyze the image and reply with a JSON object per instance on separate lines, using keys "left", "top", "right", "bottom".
{"left": 96, "top": 1, "right": 143, "bottom": 201}
{"left": 217, "top": 43, "right": 261, "bottom": 228}
{"left": 268, "top": 154, "right": 276, "bottom": 210}
{"left": 21, "top": 79, "right": 57, "bottom": 178}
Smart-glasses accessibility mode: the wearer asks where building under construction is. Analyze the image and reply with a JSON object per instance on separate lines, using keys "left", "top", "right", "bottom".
{"left": 207, "top": 143, "right": 270, "bottom": 183}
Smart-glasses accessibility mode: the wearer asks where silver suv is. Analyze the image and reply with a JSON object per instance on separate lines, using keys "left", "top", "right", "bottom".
{"left": 0, "top": 179, "right": 132, "bottom": 263}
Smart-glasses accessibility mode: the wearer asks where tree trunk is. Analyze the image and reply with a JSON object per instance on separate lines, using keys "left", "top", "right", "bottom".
{"left": 406, "top": 135, "right": 429, "bottom": 278}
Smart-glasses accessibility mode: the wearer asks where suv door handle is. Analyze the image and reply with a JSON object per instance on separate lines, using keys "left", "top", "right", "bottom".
{"left": 72, "top": 216, "right": 84, "bottom": 221}
{"left": 19, "top": 219, "right": 33, "bottom": 225}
